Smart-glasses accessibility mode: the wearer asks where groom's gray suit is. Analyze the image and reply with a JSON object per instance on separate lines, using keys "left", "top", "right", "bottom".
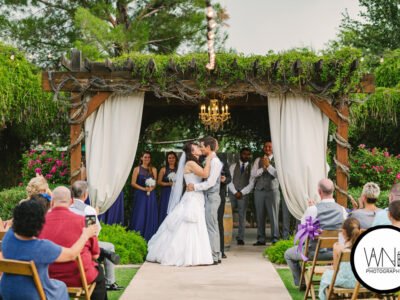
{"left": 194, "top": 155, "right": 223, "bottom": 262}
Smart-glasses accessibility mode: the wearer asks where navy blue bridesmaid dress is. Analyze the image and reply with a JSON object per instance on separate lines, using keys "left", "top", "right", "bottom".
{"left": 98, "top": 191, "right": 124, "bottom": 225}
{"left": 158, "top": 166, "right": 176, "bottom": 225}
{"left": 129, "top": 166, "right": 159, "bottom": 241}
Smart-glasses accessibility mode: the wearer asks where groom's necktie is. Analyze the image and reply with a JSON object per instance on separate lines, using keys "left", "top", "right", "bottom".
{"left": 240, "top": 163, "right": 245, "bottom": 174}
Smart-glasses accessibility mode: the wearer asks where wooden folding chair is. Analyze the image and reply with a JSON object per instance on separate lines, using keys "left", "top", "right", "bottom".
{"left": 0, "top": 230, "right": 7, "bottom": 240}
{"left": 304, "top": 236, "right": 339, "bottom": 300}
{"left": 326, "top": 250, "right": 375, "bottom": 300}
{"left": 299, "top": 229, "right": 340, "bottom": 291}
{"left": 0, "top": 258, "right": 46, "bottom": 300}
{"left": 67, "top": 254, "right": 96, "bottom": 300}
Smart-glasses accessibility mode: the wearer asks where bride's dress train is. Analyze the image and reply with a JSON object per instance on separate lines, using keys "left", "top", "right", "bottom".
{"left": 146, "top": 173, "right": 213, "bottom": 266}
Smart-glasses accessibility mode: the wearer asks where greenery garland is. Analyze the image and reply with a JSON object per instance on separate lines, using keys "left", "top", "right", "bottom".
{"left": 112, "top": 47, "right": 363, "bottom": 102}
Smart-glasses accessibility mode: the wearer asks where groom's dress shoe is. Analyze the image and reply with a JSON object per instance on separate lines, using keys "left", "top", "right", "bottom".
{"left": 237, "top": 239, "right": 245, "bottom": 245}
{"left": 212, "top": 261, "right": 218, "bottom": 265}
{"left": 222, "top": 253, "right": 227, "bottom": 259}
{"left": 253, "top": 241, "right": 266, "bottom": 246}
{"left": 218, "top": 260, "right": 221, "bottom": 264}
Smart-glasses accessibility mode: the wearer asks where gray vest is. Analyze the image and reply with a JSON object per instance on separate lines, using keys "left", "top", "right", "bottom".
{"left": 232, "top": 162, "right": 251, "bottom": 191}
{"left": 206, "top": 157, "right": 221, "bottom": 195}
{"left": 309, "top": 201, "right": 344, "bottom": 253}
{"left": 254, "top": 157, "right": 279, "bottom": 191}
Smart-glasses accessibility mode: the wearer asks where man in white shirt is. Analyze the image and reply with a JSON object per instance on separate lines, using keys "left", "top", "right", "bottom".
{"left": 228, "top": 147, "right": 254, "bottom": 245}
{"left": 70, "top": 181, "right": 123, "bottom": 291}
{"left": 187, "top": 136, "right": 223, "bottom": 264}
{"left": 251, "top": 141, "right": 281, "bottom": 245}
{"left": 284, "top": 178, "right": 347, "bottom": 287}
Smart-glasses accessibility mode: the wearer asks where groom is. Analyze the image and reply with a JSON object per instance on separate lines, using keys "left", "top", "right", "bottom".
{"left": 187, "top": 136, "right": 223, "bottom": 264}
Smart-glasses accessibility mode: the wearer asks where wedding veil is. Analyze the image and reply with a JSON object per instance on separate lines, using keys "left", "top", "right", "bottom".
{"left": 167, "top": 152, "right": 186, "bottom": 214}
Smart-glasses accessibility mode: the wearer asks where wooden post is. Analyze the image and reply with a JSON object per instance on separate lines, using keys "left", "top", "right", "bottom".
{"left": 70, "top": 50, "right": 84, "bottom": 184}
{"left": 336, "top": 105, "right": 349, "bottom": 207}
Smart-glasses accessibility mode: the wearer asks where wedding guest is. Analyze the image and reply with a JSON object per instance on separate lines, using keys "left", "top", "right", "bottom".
{"left": 228, "top": 147, "right": 254, "bottom": 245}
{"left": 372, "top": 183, "right": 400, "bottom": 226}
{"left": 30, "top": 193, "right": 51, "bottom": 213}
{"left": 39, "top": 186, "right": 108, "bottom": 300}
{"left": 129, "top": 151, "right": 159, "bottom": 241}
{"left": 349, "top": 182, "right": 382, "bottom": 229}
{"left": 251, "top": 141, "right": 280, "bottom": 244}
{"left": 26, "top": 175, "right": 52, "bottom": 198}
{"left": 217, "top": 153, "right": 232, "bottom": 259}
{"left": 284, "top": 179, "right": 347, "bottom": 287}
{"left": 157, "top": 151, "right": 178, "bottom": 225}
{"left": 389, "top": 200, "right": 400, "bottom": 226}
{"left": 70, "top": 181, "right": 123, "bottom": 291}
{"left": 318, "top": 218, "right": 360, "bottom": 300}
{"left": 0, "top": 199, "right": 97, "bottom": 300}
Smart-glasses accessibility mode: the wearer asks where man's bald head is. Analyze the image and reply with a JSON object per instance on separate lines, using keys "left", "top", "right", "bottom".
{"left": 318, "top": 178, "right": 335, "bottom": 198}
{"left": 52, "top": 186, "right": 72, "bottom": 207}
{"left": 390, "top": 183, "right": 400, "bottom": 203}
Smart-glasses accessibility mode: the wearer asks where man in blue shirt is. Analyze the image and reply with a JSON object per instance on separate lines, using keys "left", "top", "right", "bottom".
{"left": 372, "top": 183, "right": 400, "bottom": 226}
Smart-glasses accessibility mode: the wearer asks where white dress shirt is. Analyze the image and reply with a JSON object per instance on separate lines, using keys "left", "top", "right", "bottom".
{"left": 70, "top": 198, "right": 102, "bottom": 235}
{"left": 300, "top": 198, "right": 348, "bottom": 224}
{"left": 227, "top": 161, "right": 254, "bottom": 195}
{"left": 194, "top": 155, "right": 223, "bottom": 191}
{"left": 251, "top": 155, "right": 277, "bottom": 179}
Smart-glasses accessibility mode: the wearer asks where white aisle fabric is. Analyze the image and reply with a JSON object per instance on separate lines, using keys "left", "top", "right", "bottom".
{"left": 268, "top": 94, "right": 329, "bottom": 220}
{"left": 85, "top": 92, "right": 144, "bottom": 213}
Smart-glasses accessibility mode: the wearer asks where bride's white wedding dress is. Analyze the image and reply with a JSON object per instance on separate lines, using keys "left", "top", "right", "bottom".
{"left": 146, "top": 172, "right": 213, "bottom": 266}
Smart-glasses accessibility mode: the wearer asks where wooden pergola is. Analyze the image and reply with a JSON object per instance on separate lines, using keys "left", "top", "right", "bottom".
{"left": 42, "top": 49, "right": 375, "bottom": 207}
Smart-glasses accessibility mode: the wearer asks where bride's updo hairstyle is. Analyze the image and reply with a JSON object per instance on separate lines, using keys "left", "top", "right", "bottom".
{"left": 183, "top": 142, "right": 201, "bottom": 166}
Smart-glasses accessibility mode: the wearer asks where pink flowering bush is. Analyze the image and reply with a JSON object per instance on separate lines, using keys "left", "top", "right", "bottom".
{"left": 350, "top": 145, "right": 400, "bottom": 190}
{"left": 21, "top": 147, "right": 70, "bottom": 184}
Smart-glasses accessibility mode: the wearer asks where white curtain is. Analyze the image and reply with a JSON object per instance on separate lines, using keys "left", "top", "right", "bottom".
{"left": 85, "top": 92, "right": 144, "bottom": 213}
{"left": 268, "top": 94, "right": 329, "bottom": 220}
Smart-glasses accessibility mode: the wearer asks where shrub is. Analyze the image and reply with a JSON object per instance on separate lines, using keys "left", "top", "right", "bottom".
{"left": 350, "top": 145, "right": 400, "bottom": 190}
{"left": 98, "top": 224, "right": 147, "bottom": 264}
{"left": 0, "top": 186, "right": 26, "bottom": 220}
{"left": 264, "top": 237, "right": 294, "bottom": 264}
{"left": 21, "top": 146, "right": 70, "bottom": 185}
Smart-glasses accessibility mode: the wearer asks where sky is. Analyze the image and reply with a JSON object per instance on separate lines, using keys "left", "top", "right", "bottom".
{"left": 217, "top": 0, "right": 361, "bottom": 54}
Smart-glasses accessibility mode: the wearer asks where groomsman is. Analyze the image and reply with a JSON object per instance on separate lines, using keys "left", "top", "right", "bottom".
{"left": 228, "top": 148, "right": 254, "bottom": 245}
{"left": 217, "top": 154, "right": 232, "bottom": 259}
{"left": 251, "top": 141, "right": 280, "bottom": 245}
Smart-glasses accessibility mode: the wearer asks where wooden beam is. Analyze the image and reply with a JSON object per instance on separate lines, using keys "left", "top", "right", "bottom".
{"left": 310, "top": 95, "right": 339, "bottom": 125}
{"left": 70, "top": 93, "right": 82, "bottom": 185}
{"left": 336, "top": 105, "right": 349, "bottom": 207}
{"left": 86, "top": 92, "right": 113, "bottom": 119}
{"left": 359, "top": 74, "right": 375, "bottom": 93}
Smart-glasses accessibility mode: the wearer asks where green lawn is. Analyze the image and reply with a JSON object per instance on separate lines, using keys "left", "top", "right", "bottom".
{"left": 107, "top": 267, "right": 138, "bottom": 300}
{"left": 276, "top": 269, "right": 305, "bottom": 300}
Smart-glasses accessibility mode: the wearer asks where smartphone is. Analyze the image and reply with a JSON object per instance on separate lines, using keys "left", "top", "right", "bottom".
{"left": 85, "top": 215, "right": 97, "bottom": 227}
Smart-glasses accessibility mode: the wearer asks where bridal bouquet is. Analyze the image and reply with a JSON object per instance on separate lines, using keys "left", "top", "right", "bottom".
{"left": 167, "top": 172, "right": 176, "bottom": 182}
{"left": 145, "top": 178, "right": 156, "bottom": 196}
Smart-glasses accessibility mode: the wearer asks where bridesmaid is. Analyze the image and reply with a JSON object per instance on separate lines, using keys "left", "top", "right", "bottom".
{"left": 129, "top": 151, "right": 159, "bottom": 241}
{"left": 157, "top": 151, "right": 178, "bottom": 225}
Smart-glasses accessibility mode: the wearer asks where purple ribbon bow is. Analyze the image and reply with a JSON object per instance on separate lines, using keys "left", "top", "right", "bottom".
{"left": 294, "top": 216, "right": 321, "bottom": 261}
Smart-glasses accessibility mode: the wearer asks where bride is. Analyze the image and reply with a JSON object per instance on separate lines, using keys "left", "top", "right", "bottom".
{"left": 146, "top": 142, "right": 214, "bottom": 266}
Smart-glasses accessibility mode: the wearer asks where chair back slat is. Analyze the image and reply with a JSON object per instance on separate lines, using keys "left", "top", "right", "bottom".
{"left": 318, "top": 237, "right": 338, "bottom": 249}
{"left": 0, "top": 259, "right": 46, "bottom": 300}
{"left": 319, "top": 230, "right": 341, "bottom": 238}
{"left": 0, "top": 231, "right": 7, "bottom": 241}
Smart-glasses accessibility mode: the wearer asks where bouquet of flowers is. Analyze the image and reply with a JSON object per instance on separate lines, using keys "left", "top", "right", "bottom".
{"left": 167, "top": 172, "right": 176, "bottom": 183}
{"left": 145, "top": 178, "right": 156, "bottom": 196}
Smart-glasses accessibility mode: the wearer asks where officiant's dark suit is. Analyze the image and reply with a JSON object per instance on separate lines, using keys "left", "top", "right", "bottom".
{"left": 217, "top": 153, "right": 231, "bottom": 259}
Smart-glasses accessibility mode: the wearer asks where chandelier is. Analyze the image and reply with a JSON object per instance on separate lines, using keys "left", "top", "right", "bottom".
{"left": 199, "top": 99, "right": 230, "bottom": 131}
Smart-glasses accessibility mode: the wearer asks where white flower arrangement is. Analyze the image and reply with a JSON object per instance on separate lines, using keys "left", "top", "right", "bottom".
{"left": 167, "top": 172, "right": 176, "bottom": 182}
{"left": 145, "top": 178, "right": 156, "bottom": 196}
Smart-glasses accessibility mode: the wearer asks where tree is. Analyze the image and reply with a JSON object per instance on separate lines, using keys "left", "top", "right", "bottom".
{"left": 335, "top": 0, "right": 400, "bottom": 55}
{"left": 0, "top": 0, "right": 228, "bottom": 65}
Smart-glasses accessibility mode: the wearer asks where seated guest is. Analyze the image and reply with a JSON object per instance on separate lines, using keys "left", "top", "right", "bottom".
{"left": 0, "top": 199, "right": 97, "bottom": 300}
{"left": 318, "top": 218, "right": 360, "bottom": 300}
{"left": 26, "top": 175, "right": 52, "bottom": 198}
{"left": 284, "top": 178, "right": 347, "bottom": 287}
{"left": 70, "top": 181, "right": 123, "bottom": 291}
{"left": 372, "top": 183, "right": 400, "bottom": 226}
{"left": 349, "top": 182, "right": 382, "bottom": 229}
{"left": 388, "top": 200, "right": 400, "bottom": 227}
{"left": 30, "top": 193, "right": 52, "bottom": 213}
{"left": 39, "top": 186, "right": 108, "bottom": 300}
